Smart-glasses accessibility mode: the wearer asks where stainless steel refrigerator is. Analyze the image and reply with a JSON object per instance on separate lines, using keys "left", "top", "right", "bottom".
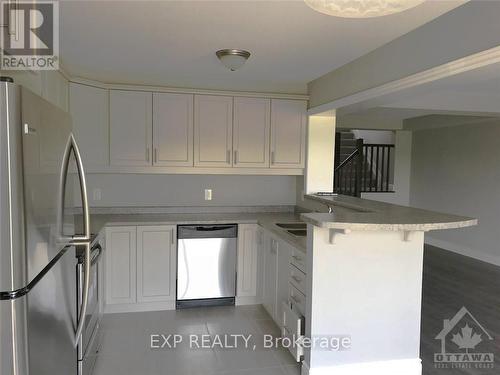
{"left": 0, "top": 81, "right": 92, "bottom": 375}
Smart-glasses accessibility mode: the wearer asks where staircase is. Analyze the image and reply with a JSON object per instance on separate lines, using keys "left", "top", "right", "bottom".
{"left": 334, "top": 131, "right": 394, "bottom": 197}
{"left": 336, "top": 131, "right": 358, "bottom": 167}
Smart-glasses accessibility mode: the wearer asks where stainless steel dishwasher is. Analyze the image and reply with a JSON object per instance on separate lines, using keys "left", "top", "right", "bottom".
{"left": 176, "top": 224, "right": 237, "bottom": 308}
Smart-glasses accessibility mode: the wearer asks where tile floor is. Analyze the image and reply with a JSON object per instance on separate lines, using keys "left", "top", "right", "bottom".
{"left": 93, "top": 305, "right": 301, "bottom": 375}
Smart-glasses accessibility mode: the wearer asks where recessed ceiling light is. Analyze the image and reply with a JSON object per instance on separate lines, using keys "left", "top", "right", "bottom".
{"left": 304, "top": 0, "right": 426, "bottom": 18}
{"left": 216, "top": 49, "right": 251, "bottom": 71}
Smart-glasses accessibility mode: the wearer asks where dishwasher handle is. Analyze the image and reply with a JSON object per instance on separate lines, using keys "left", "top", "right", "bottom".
{"left": 178, "top": 224, "right": 238, "bottom": 239}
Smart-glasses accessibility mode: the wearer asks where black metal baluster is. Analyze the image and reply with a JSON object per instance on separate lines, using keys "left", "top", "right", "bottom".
{"left": 386, "top": 147, "right": 391, "bottom": 192}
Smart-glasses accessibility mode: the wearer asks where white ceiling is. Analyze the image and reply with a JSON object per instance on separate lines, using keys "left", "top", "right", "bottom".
{"left": 60, "top": 0, "right": 464, "bottom": 94}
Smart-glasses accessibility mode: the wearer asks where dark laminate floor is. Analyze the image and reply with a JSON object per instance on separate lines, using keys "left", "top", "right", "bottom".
{"left": 421, "top": 245, "right": 500, "bottom": 375}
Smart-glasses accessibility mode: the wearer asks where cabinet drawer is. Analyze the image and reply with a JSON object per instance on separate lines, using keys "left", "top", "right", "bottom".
{"left": 281, "top": 301, "right": 304, "bottom": 362}
{"left": 289, "top": 284, "right": 306, "bottom": 316}
{"left": 290, "top": 248, "right": 306, "bottom": 273}
{"left": 289, "top": 263, "right": 306, "bottom": 295}
{"left": 281, "top": 327, "right": 304, "bottom": 362}
{"left": 282, "top": 301, "right": 304, "bottom": 336}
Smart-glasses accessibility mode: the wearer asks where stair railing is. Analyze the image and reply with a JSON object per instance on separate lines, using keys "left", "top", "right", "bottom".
{"left": 334, "top": 139, "right": 395, "bottom": 197}
{"left": 334, "top": 139, "right": 364, "bottom": 197}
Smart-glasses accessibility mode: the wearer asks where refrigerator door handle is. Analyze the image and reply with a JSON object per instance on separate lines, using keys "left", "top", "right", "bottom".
{"left": 57, "top": 134, "right": 92, "bottom": 345}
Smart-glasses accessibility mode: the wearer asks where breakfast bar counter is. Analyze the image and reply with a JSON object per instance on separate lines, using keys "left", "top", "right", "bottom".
{"left": 298, "top": 194, "right": 477, "bottom": 375}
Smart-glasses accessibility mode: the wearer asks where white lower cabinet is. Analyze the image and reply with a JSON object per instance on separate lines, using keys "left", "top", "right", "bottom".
{"left": 105, "top": 226, "right": 137, "bottom": 305}
{"left": 236, "top": 224, "right": 259, "bottom": 301}
{"left": 137, "top": 226, "right": 176, "bottom": 303}
{"left": 104, "top": 225, "right": 176, "bottom": 312}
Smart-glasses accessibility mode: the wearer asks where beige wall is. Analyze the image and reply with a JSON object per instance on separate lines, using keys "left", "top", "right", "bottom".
{"left": 86, "top": 174, "right": 297, "bottom": 208}
{"left": 410, "top": 120, "right": 500, "bottom": 265}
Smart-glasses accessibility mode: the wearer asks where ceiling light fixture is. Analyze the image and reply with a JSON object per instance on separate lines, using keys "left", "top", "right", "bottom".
{"left": 216, "top": 49, "right": 251, "bottom": 71}
{"left": 304, "top": 0, "right": 426, "bottom": 18}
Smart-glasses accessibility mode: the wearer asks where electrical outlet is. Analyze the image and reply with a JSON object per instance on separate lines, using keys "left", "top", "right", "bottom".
{"left": 93, "top": 188, "right": 102, "bottom": 201}
{"left": 204, "top": 189, "right": 212, "bottom": 201}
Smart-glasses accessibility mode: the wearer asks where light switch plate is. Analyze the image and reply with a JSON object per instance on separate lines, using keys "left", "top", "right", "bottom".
{"left": 204, "top": 189, "right": 212, "bottom": 201}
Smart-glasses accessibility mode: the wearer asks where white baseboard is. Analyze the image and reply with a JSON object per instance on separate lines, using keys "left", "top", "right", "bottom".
{"left": 235, "top": 296, "right": 261, "bottom": 305}
{"left": 303, "top": 358, "right": 421, "bottom": 375}
{"left": 104, "top": 301, "right": 175, "bottom": 314}
{"left": 425, "top": 236, "right": 500, "bottom": 266}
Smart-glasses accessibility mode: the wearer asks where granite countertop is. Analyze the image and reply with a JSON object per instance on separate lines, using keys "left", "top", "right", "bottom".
{"left": 90, "top": 211, "right": 307, "bottom": 252}
{"left": 301, "top": 194, "right": 478, "bottom": 231}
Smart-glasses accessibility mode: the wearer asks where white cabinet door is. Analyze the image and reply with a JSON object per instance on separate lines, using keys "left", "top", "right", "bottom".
{"left": 276, "top": 239, "right": 292, "bottom": 327}
{"left": 263, "top": 235, "right": 278, "bottom": 319}
{"left": 109, "top": 90, "right": 152, "bottom": 166}
{"left": 237, "top": 224, "right": 258, "bottom": 297}
{"left": 105, "top": 227, "right": 137, "bottom": 305}
{"left": 153, "top": 93, "right": 194, "bottom": 167}
{"left": 270, "top": 99, "right": 307, "bottom": 169}
{"left": 136, "top": 225, "right": 176, "bottom": 303}
{"left": 69, "top": 83, "right": 109, "bottom": 168}
{"left": 233, "top": 97, "right": 270, "bottom": 168}
{"left": 194, "top": 95, "right": 233, "bottom": 167}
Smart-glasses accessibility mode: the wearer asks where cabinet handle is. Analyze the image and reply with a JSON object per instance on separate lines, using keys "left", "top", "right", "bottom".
{"left": 154, "top": 148, "right": 158, "bottom": 164}
{"left": 226, "top": 150, "right": 231, "bottom": 164}
{"left": 234, "top": 150, "right": 238, "bottom": 164}
{"left": 271, "top": 151, "right": 275, "bottom": 164}
{"left": 146, "top": 147, "right": 150, "bottom": 162}
{"left": 171, "top": 228, "right": 175, "bottom": 245}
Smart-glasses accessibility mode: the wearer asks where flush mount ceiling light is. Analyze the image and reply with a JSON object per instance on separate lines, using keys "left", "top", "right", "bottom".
{"left": 304, "top": 0, "right": 426, "bottom": 18}
{"left": 216, "top": 49, "right": 251, "bottom": 71}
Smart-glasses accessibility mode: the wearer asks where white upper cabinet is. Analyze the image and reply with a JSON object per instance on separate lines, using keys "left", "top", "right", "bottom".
{"left": 109, "top": 90, "right": 152, "bottom": 166}
{"left": 69, "top": 83, "right": 109, "bottom": 168}
{"left": 194, "top": 95, "right": 233, "bottom": 167}
{"left": 233, "top": 97, "right": 271, "bottom": 168}
{"left": 153, "top": 93, "right": 194, "bottom": 167}
{"left": 270, "top": 99, "right": 307, "bottom": 169}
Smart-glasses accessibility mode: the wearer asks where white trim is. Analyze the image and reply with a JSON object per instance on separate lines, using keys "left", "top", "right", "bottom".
{"left": 425, "top": 236, "right": 500, "bottom": 266}
{"left": 84, "top": 166, "right": 303, "bottom": 176}
{"left": 69, "top": 76, "right": 309, "bottom": 100}
{"left": 104, "top": 301, "right": 175, "bottom": 314}
{"left": 306, "top": 358, "right": 421, "bottom": 375}
{"left": 308, "top": 45, "right": 500, "bottom": 114}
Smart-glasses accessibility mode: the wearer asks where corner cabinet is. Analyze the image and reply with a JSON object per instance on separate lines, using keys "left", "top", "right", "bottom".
{"left": 104, "top": 225, "right": 176, "bottom": 313}
{"left": 109, "top": 90, "right": 152, "bottom": 166}
{"left": 69, "top": 83, "right": 109, "bottom": 169}
{"left": 194, "top": 95, "right": 234, "bottom": 167}
{"left": 270, "top": 99, "right": 307, "bottom": 169}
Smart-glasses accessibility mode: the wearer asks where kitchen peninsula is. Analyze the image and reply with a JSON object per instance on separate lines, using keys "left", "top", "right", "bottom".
{"left": 299, "top": 194, "right": 477, "bottom": 375}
